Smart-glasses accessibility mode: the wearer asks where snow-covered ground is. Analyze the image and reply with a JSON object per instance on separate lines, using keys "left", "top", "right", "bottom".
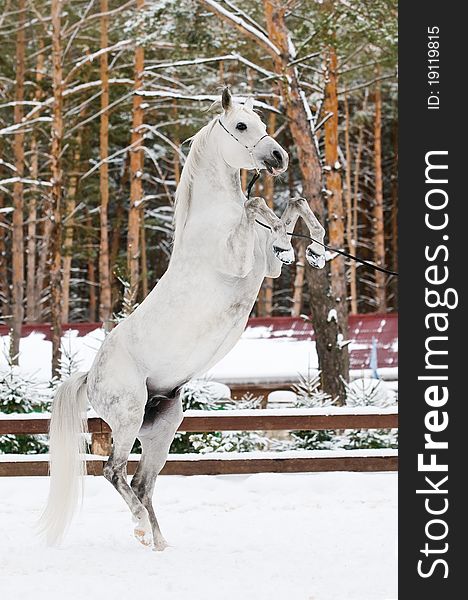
{"left": 0, "top": 472, "right": 397, "bottom": 600}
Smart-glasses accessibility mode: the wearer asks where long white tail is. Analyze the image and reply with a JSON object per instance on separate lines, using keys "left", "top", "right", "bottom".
{"left": 38, "top": 371, "right": 89, "bottom": 545}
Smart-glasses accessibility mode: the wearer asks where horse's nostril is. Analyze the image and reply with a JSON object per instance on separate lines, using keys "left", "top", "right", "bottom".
{"left": 272, "top": 150, "right": 283, "bottom": 165}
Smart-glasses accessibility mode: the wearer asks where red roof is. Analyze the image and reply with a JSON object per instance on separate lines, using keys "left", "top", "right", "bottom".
{"left": 245, "top": 314, "right": 398, "bottom": 370}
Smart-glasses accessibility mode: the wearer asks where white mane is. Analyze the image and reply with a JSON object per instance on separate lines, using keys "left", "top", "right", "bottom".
{"left": 173, "top": 117, "right": 218, "bottom": 247}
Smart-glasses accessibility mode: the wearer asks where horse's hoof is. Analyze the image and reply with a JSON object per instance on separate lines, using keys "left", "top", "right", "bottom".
{"left": 152, "top": 538, "right": 170, "bottom": 552}
{"left": 306, "top": 247, "right": 325, "bottom": 269}
{"left": 133, "top": 518, "right": 153, "bottom": 546}
{"left": 273, "top": 246, "right": 295, "bottom": 265}
{"left": 134, "top": 526, "right": 153, "bottom": 547}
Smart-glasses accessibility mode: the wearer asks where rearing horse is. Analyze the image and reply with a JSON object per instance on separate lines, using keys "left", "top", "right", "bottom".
{"left": 40, "top": 88, "right": 326, "bottom": 550}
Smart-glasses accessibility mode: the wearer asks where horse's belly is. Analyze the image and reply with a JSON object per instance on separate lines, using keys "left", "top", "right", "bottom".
{"left": 145, "top": 322, "right": 246, "bottom": 392}
{"left": 129, "top": 272, "right": 262, "bottom": 391}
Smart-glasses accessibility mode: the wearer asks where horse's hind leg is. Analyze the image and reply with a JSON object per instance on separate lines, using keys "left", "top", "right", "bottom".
{"left": 131, "top": 395, "right": 183, "bottom": 551}
{"left": 101, "top": 390, "right": 153, "bottom": 546}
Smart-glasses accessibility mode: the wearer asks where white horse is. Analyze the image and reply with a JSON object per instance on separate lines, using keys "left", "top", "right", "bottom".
{"left": 40, "top": 88, "right": 326, "bottom": 550}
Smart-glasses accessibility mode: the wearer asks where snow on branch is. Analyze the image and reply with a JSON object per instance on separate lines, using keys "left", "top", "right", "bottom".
{"left": 199, "top": 0, "right": 280, "bottom": 58}
{"left": 136, "top": 90, "right": 282, "bottom": 115}
{"left": 80, "top": 140, "right": 139, "bottom": 181}
{"left": 0, "top": 177, "right": 52, "bottom": 187}
{"left": 0, "top": 159, "right": 16, "bottom": 173}
{"left": 288, "top": 51, "right": 321, "bottom": 67}
{"left": 24, "top": 79, "right": 133, "bottom": 122}
{"left": 314, "top": 111, "right": 334, "bottom": 132}
{"left": 65, "top": 39, "right": 133, "bottom": 83}
{"left": 65, "top": 89, "right": 134, "bottom": 138}
{"left": 0, "top": 117, "right": 52, "bottom": 135}
{"left": 145, "top": 52, "right": 274, "bottom": 79}
{"left": 137, "top": 124, "right": 187, "bottom": 162}
{"left": 0, "top": 100, "right": 42, "bottom": 110}
{"left": 221, "top": 0, "right": 269, "bottom": 38}
{"left": 338, "top": 71, "right": 397, "bottom": 95}
{"left": 64, "top": 78, "right": 134, "bottom": 96}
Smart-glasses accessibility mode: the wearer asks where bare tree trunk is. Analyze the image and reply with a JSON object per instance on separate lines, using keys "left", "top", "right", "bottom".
{"left": 323, "top": 45, "right": 348, "bottom": 336}
{"left": 35, "top": 213, "right": 53, "bottom": 322}
{"left": 0, "top": 190, "right": 10, "bottom": 318}
{"left": 172, "top": 103, "right": 181, "bottom": 185}
{"left": 351, "top": 90, "right": 368, "bottom": 314}
{"left": 126, "top": 0, "right": 145, "bottom": 306}
{"left": 61, "top": 137, "right": 82, "bottom": 323}
{"left": 373, "top": 72, "right": 387, "bottom": 311}
{"left": 10, "top": 0, "right": 26, "bottom": 363}
{"left": 88, "top": 258, "right": 97, "bottom": 322}
{"left": 26, "top": 41, "right": 45, "bottom": 323}
{"left": 262, "top": 0, "right": 349, "bottom": 402}
{"left": 50, "top": 0, "right": 64, "bottom": 377}
{"left": 261, "top": 100, "right": 278, "bottom": 316}
{"left": 219, "top": 59, "right": 224, "bottom": 83}
{"left": 390, "top": 116, "right": 398, "bottom": 307}
{"left": 110, "top": 154, "right": 129, "bottom": 309}
{"left": 343, "top": 91, "right": 355, "bottom": 313}
{"left": 140, "top": 216, "right": 148, "bottom": 298}
{"left": 99, "top": 0, "right": 112, "bottom": 329}
{"left": 291, "top": 243, "right": 305, "bottom": 317}
{"left": 86, "top": 212, "right": 97, "bottom": 322}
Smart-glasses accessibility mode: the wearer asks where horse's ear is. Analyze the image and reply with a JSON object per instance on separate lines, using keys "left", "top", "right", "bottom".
{"left": 244, "top": 97, "right": 254, "bottom": 112}
{"left": 222, "top": 87, "right": 232, "bottom": 111}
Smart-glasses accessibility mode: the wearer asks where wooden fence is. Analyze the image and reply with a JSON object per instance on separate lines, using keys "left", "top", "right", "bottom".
{"left": 0, "top": 406, "right": 398, "bottom": 476}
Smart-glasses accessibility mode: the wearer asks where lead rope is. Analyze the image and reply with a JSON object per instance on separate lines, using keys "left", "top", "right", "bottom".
{"left": 246, "top": 171, "right": 399, "bottom": 277}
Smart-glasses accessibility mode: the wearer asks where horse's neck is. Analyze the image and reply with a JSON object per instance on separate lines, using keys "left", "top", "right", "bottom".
{"left": 172, "top": 137, "right": 246, "bottom": 254}
{"left": 192, "top": 147, "right": 244, "bottom": 209}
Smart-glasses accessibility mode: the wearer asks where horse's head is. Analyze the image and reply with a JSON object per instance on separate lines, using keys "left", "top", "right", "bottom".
{"left": 216, "top": 87, "right": 288, "bottom": 175}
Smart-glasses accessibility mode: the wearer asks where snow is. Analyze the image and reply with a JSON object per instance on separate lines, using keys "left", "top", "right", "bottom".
{"left": 1, "top": 328, "right": 398, "bottom": 388}
{"left": 0, "top": 472, "right": 397, "bottom": 600}
{"left": 0, "top": 177, "right": 52, "bottom": 187}
{"left": 0, "top": 328, "right": 105, "bottom": 382}
{"left": 208, "top": 338, "right": 319, "bottom": 382}
{"left": 187, "top": 406, "right": 398, "bottom": 417}
{"left": 0, "top": 448, "right": 398, "bottom": 463}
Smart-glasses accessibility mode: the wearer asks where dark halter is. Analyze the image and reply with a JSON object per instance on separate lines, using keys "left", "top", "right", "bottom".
{"left": 218, "top": 118, "right": 269, "bottom": 154}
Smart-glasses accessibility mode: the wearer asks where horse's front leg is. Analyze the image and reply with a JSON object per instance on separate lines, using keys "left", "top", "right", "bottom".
{"left": 247, "top": 196, "right": 294, "bottom": 264}
{"left": 221, "top": 196, "right": 293, "bottom": 278}
{"left": 281, "top": 197, "right": 326, "bottom": 269}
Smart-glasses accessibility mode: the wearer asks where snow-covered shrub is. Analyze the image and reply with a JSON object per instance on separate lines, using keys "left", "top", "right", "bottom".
{"left": 0, "top": 365, "right": 51, "bottom": 454}
{"left": 58, "top": 337, "right": 83, "bottom": 381}
{"left": 170, "top": 380, "right": 270, "bottom": 454}
{"left": 190, "top": 430, "right": 270, "bottom": 454}
{"left": 345, "top": 377, "right": 391, "bottom": 407}
{"left": 283, "top": 373, "right": 398, "bottom": 452}
{"left": 180, "top": 379, "right": 231, "bottom": 410}
{"left": 342, "top": 377, "right": 398, "bottom": 450}
{"left": 292, "top": 370, "right": 332, "bottom": 408}
{"left": 290, "top": 371, "right": 341, "bottom": 450}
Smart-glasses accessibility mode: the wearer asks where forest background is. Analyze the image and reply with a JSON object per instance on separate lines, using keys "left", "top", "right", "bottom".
{"left": 0, "top": 0, "right": 398, "bottom": 402}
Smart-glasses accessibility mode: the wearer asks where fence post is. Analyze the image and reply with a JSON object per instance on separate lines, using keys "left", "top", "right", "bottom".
{"left": 91, "top": 432, "right": 112, "bottom": 456}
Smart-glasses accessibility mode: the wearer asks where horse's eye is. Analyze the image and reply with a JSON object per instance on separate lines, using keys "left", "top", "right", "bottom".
{"left": 236, "top": 122, "right": 247, "bottom": 131}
